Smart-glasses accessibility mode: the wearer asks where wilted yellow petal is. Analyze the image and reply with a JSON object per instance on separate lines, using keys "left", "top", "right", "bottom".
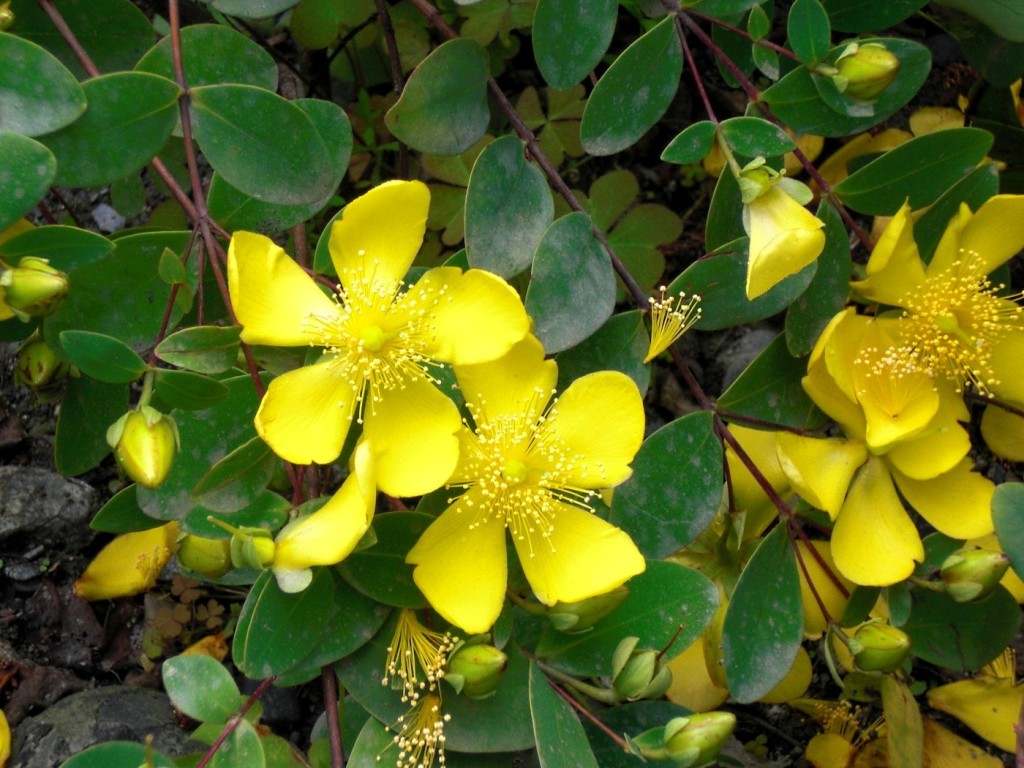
{"left": 806, "top": 733, "right": 857, "bottom": 768}
{"left": 74, "top": 522, "right": 179, "bottom": 601}
{"left": 922, "top": 717, "right": 1004, "bottom": 768}
{"left": 927, "top": 675, "right": 1023, "bottom": 752}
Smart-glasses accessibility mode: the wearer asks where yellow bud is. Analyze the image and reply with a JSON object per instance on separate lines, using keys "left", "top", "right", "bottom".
{"left": 834, "top": 43, "right": 900, "bottom": 101}
{"left": 0, "top": 257, "right": 69, "bottom": 320}
{"left": 108, "top": 407, "right": 178, "bottom": 489}
{"left": 15, "top": 337, "right": 70, "bottom": 391}
{"left": 940, "top": 547, "right": 1010, "bottom": 603}
{"left": 446, "top": 643, "right": 508, "bottom": 700}
{"left": 177, "top": 535, "right": 232, "bottom": 578}
{"left": 663, "top": 711, "right": 736, "bottom": 767}
{"left": 851, "top": 621, "right": 911, "bottom": 673}
{"left": 0, "top": 1, "right": 13, "bottom": 31}
{"left": 546, "top": 586, "right": 629, "bottom": 632}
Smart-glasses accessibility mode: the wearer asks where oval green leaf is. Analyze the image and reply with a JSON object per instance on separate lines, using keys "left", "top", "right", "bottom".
{"left": 61, "top": 742, "right": 177, "bottom": 768}
{"left": 39, "top": 72, "right": 180, "bottom": 188}
{"left": 722, "top": 524, "right": 803, "bottom": 703}
{"left": 821, "top": 0, "right": 928, "bottom": 32}
{"left": 465, "top": 135, "right": 554, "bottom": 278}
{"left": 0, "top": 132, "right": 56, "bottom": 232}
{"left": 210, "top": 0, "right": 300, "bottom": 18}
{"left": 191, "top": 435, "right": 277, "bottom": 514}
{"left": 385, "top": 38, "right": 490, "bottom": 155}
{"left": 338, "top": 511, "right": 431, "bottom": 609}
{"left": 135, "top": 24, "right": 278, "bottom": 91}
{"left": 0, "top": 225, "right": 113, "bottom": 271}
{"left": 580, "top": 17, "right": 683, "bottom": 156}
{"left": 915, "top": 163, "right": 998, "bottom": 264}
{"left": 991, "top": 482, "right": 1024, "bottom": 585}
{"left": 59, "top": 330, "right": 148, "bottom": 384}
{"left": 661, "top": 120, "right": 717, "bottom": 165}
{"left": 155, "top": 325, "right": 242, "bottom": 375}
{"left": 530, "top": 661, "right": 600, "bottom": 768}
{"left": 533, "top": 0, "right": 617, "bottom": 88}
{"left": 834, "top": 128, "right": 993, "bottom": 215}
{"left": 190, "top": 84, "right": 333, "bottom": 205}
{"left": 719, "top": 116, "right": 797, "bottom": 158}
{"left": 610, "top": 412, "right": 724, "bottom": 559}
{"left": 162, "top": 654, "right": 241, "bottom": 723}
{"left": 54, "top": 376, "right": 128, "bottom": 477}
{"left": 211, "top": 718, "right": 265, "bottom": 768}
{"left": 0, "top": 33, "right": 86, "bottom": 136}
{"left": 555, "top": 310, "right": 651, "bottom": 393}
{"left": 153, "top": 369, "right": 231, "bottom": 411}
{"left": 526, "top": 212, "right": 615, "bottom": 354}
{"left": 788, "top": 0, "right": 832, "bottom": 65}
{"left": 90, "top": 485, "right": 162, "bottom": 533}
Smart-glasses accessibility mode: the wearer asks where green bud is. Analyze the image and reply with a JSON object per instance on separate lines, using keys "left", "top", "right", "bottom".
{"left": 851, "top": 621, "right": 911, "bottom": 673}
{"left": 446, "top": 643, "right": 508, "bottom": 700}
{"left": 177, "top": 535, "right": 232, "bottom": 578}
{"left": 834, "top": 43, "right": 900, "bottom": 101}
{"left": 107, "top": 406, "right": 179, "bottom": 489}
{"left": 612, "top": 637, "right": 673, "bottom": 700}
{"left": 664, "top": 712, "right": 737, "bottom": 767}
{"left": 547, "top": 586, "right": 629, "bottom": 633}
{"left": 0, "top": 257, "right": 70, "bottom": 320}
{"left": 940, "top": 547, "right": 1010, "bottom": 603}
{"left": 230, "top": 528, "right": 276, "bottom": 570}
{"left": 736, "top": 157, "right": 783, "bottom": 204}
{"left": 16, "top": 337, "right": 71, "bottom": 392}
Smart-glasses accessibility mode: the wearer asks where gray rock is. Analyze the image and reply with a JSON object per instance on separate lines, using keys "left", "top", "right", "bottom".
{"left": 719, "top": 328, "right": 778, "bottom": 390}
{"left": 10, "top": 686, "right": 191, "bottom": 768}
{"left": 90, "top": 204, "right": 125, "bottom": 234}
{"left": 0, "top": 466, "right": 97, "bottom": 548}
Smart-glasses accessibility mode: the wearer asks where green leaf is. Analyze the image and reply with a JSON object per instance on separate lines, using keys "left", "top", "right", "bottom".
{"left": 760, "top": 38, "right": 931, "bottom": 137}
{"left": 610, "top": 412, "right": 723, "bottom": 559}
{"left": 0, "top": 32, "right": 86, "bottom": 136}
{"left": 207, "top": 98, "right": 353, "bottom": 233}
{"left": 39, "top": 72, "right": 180, "bottom": 188}
{"left": 724, "top": 525, "right": 802, "bottom": 703}
{"left": 234, "top": 568, "right": 335, "bottom": 678}
{"left": 385, "top": 38, "right": 490, "bottom": 155}
{"left": 190, "top": 84, "right": 333, "bottom": 205}
{"left": 155, "top": 325, "right": 242, "bottom": 374}
{"left": 821, "top": 0, "right": 928, "bottom": 32}
{"left": 555, "top": 310, "right": 651, "bottom": 394}
{"left": 11, "top": 0, "right": 155, "bottom": 79}
{"left": 338, "top": 511, "right": 431, "bottom": 608}
{"left": 526, "top": 212, "right": 615, "bottom": 354}
{"left": 719, "top": 116, "right": 797, "bottom": 158}
{"left": 535, "top": 561, "right": 718, "bottom": 676}
{"left": 0, "top": 132, "right": 56, "bottom": 232}
{"left": 135, "top": 24, "right": 278, "bottom": 91}
{"left": 785, "top": 199, "right": 851, "bottom": 355}
{"left": 54, "top": 375, "right": 128, "bottom": 477}
{"left": 530, "top": 662, "right": 600, "bottom": 768}
{"left": 904, "top": 586, "right": 1021, "bottom": 671}
{"left": 992, "top": 482, "right": 1024, "bottom": 580}
{"left": 163, "top": 655, "right": 241, "bottom": 723}
{"left": 210, "top": 0, "right": 300, "bottom": 18}
{"left": 788, "top": 0, "right": 832, "bottom": 65}
{"left": 210, "top": 718, "right": 265, "bottom": 768}
{"left": 60, "top": 742, "right": 177, "bottom": 768}
{"left": 718, "top": 333, "right": 827, "bottom": 429}
{"left": 704, "top": 166, "right": 744, "bottom": 252}
{"left": 586, "top": 702, "right": 693, "bottom": 768}
{"left": 914, "top": 163, "right": 1000, "bottom": 264}
{"left": 881, "top": 676, "right": 924, "bottom": 768}
{"left": 191, "top": 436, "right": 277, "bottom": 514}
{"left": 90, "top": 485, "right": 164, "bottom": 533}
{"left": 748, "top": 3, "right": 772, "bottom": 40}
{"left": 59, "top": 330, "right": 148, "bottom": 384}
{"left": 137, "top": 375, "right": 260, "bottom": 521}
{"left": 937, "top": 0, "right": 1024, "bottom": 42}
{"left": 533, "top": 0, "right": 617, "bottom": 88}
{"left": 346, "top": 718, "right": 394, "bottom": 768}
{"left": 184, "top": 490, "right": 290, "bottom": 540}
{"left": 465, "top": 135, "right": 554, "bottom": 278}
{"left": 689, "top": 0, "right": 763, "bottom": 16}
{"left": 834, "top": 128, "right": 993, "bottom": 215}
{"left": 671, "top": 240, "right": 817, "bottom": 330}
{"left": 661, "top": 120, "right": 717, "bottom": 165}
{"left": 153, "top": 369, "right": 230, "bottom": 411}
{"left": 580, "top": 17, "right": 683, "bottom": 156}
{"left": 0, "top": 225, "right": 113, "bottom": 271}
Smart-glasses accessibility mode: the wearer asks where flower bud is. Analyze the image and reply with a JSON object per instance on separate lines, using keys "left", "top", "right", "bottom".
{"left": 230, "top": 527, "right": 276, "bottom": 569}
{"left": 107, "top": 406, "right": 179, "bottom": 489}
{"left": 16, "top": 337, "right": 71, "bottom": 392}
{"left": 0, "top": 1, "right": 13, "bottom": 30}
{"left": 612, "top": 637, "right": 673, "bottom": 700}
{"left": 177, "top": 535, "right": 232, "bottom": 578}
{"left": 850, "top": 621, "right": 911, "bottom": 673}
{"left": 0, "top": 257, "right": 69, "bottom": 320}
{"left": 940, "top": 547, "right": 1010, "bottom": 603}
{"left": 736, "top": 157, "right": 780, "bottom": 204}
{"left": 834, "top": 43, "right": 900, "bottom": 101}
{"left": 446, "top": 642, "right": 508, "bottom": 700}
{"left": 664, "top": 711, "right": 736, "bottom": 767}
{"left": 546, "top": 586, "right": 629, "bottom": 632}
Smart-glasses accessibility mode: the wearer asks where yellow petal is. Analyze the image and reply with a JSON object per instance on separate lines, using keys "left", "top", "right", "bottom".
{"left": 806, "top": 733, "right": 857, "bottom": 768}
{"left": 921, "top": 717, "right": 1005, "bottom": 768}
{"left": 776, "top": 434, "right": 866, "bottom": 519}
{"left": 832, "top": 458, "right": 922, "bottom": 586}
{"left": 362, "top": 375, "right": 460, "bottom": 496}
{"left": 726, "top": 424, "right": 789, "bottom": 519}
{"left": 407, "top": 490, "right": 508, "bottom": 634}
{"left": 804, "top": 354, "right": 867, "bottom": 438}
{"left": 989, "top": 330, "right": 1024, "bottom": 404}
{"left": 255, "top": 361, "right": 359, "bottom": 465}
{"left": 849, "top": 202, "right": 926, "bottom": 307}
{"left": 927, "top": 677, "right": 1023, "bottom": 753}
{"left": 531, "top": 371, "right": 644, "bottom": 488}
{"left": 891, "top": 459, "right": 994, "bottom": 539}
{"left": 0, "top": 708, "right": 9, "bottom": 766}
{"left": 857, "top": 368, "right": 938, "bottom": 452}
{"left": 883, "top": 413, "right": 970, "bottom": 480}
{"left": 981, "top": 403, "right": 1024, "bottom": 461}
{"left": 514, "top": 502, "right": 645, "bottom": 605}
{"left": 409, "top": 267, "right": 530, "bottom": 365}
{"left": 744, "top": 186, "right": 826, "bottom": 299}
{"left": 665, "top": 637, "right": 730, "bottom": 712}
{"left": 760, "top": 645, "right": 812, "bottom": 703}
{"left": 74, "top": 522, "right": 179, "bottom": 601}
{"left": 227, "top": 231, "right": 337, "bottom": 346}
{"left": 329, "top": 180, "right": 429, "bottom": 289}
{"left": 926, "top": 202, "right": 971, "bottom": 276}
{"left": 958, "top": 194, "right": 1024, "bottom": 275}
{"left": 272, "top": 442, "right": 376, "bottom": 585}
{"left": 795, "top": 540, "right": 853, "bottom": 638}
{"left": 454, "top": 335, "right": 556, "bottom": 423}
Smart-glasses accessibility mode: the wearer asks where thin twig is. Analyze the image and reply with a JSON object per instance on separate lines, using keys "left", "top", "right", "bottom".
{"left": 322, "top": 665, "right": 346, "bottom": 768}
{"left": 373, "top": 0, "right": 409, "bottom": 178}
{"left": 195, "top": 677, "right": 277, "bottom": 768}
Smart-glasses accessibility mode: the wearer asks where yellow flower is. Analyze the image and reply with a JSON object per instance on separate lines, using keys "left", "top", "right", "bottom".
{"left": 74, "top": 522, "right": 179, "bottom": 601}
{"left": 270, "top": 440, "right": 376, "bottom": 592}
{"left": 407, "top": 336, "right": 646, "bottom": 633}
{"left": 227, "top": 180, "right": 530, "bottom": 496}
{"left": 739, "top": 159, "right": 826, "bottom": 299}
{"left": 850, "top": 197, "right": 1024, "bottom": 400}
